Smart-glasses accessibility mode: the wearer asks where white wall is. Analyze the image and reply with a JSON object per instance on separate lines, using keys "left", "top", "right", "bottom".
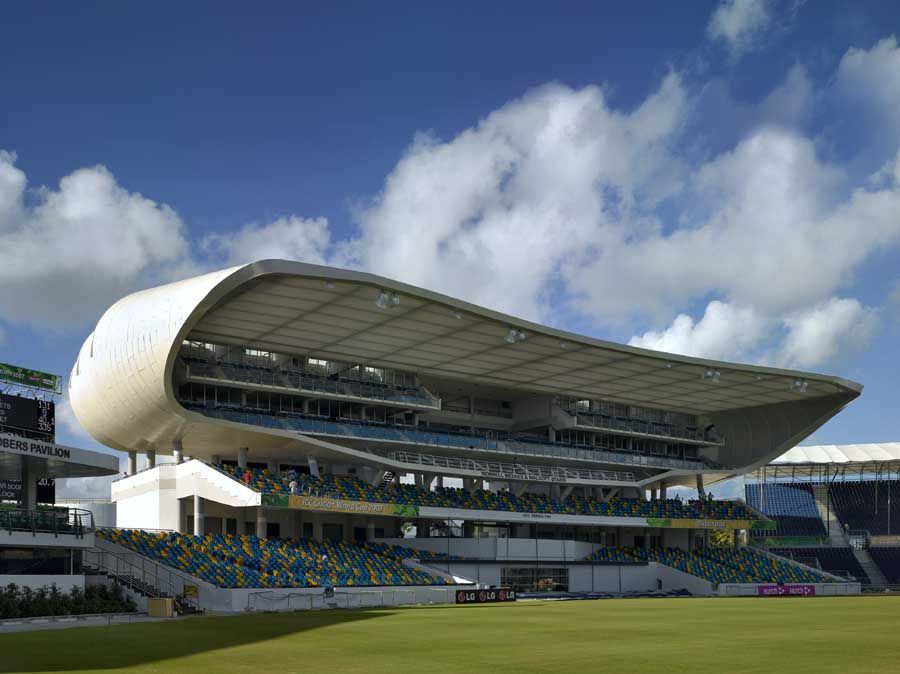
{"left": 0, "top": 574, "right": 84, "bottom": 592}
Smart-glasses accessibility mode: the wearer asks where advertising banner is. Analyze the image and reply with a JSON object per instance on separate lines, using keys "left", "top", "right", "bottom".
{"left": 0, "top": 363, "right": 60, "bottom": 393}
{"left": 757, "top": 584, "right": 816, "bottom": 597}
{"left": 261, "top": 493, "right": 419, "bottom": 517}
{"left": 645, "top": 517, "right": 774, "bottom": 531}
{"left": 455, "top": 588, "right": 516, "bottom": 604}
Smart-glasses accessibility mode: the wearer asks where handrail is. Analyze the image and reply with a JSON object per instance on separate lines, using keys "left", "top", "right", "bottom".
{"left": 0, "top": 507, "right": 94, "bottom": 538}
{"left": 385, "top": 450, "right": 636, "bottom": 483}
{"left": 190, "top": 405, "right": 714, "bottom": 471}
{"left": 185, "top": 360, "right": 441, "bottom": 409}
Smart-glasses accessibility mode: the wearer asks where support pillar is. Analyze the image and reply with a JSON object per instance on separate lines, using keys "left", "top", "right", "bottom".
{"left": 256, "top": 508, "right": 267, "bottom": 538}
{"left": 660, "top": 482, "right": 667, "bottom": 499}
{"left": 696, "top": 474, "right": 705, "bottom": 497}
{"left": 267, "top": 459, "right": 278, "bottom": 474}
{"left": 210, "top": 454, "right": 221, "bottom": 465}
{"left": 238, "top": 447, "right": 248, "bottom": 469}
{"left": 366, "top": 522, "right": 376, "bottom": 543}
{"left": 127, "top": 451, "right": 136, "bottom": 475}
{"left": 193, "top": 495, "right": 204, "bottom": 536}
{"left": 21, "top": 460, "right": 37, "bottom": 511}
{"left": 173, "top": 439, "right": 183, "bottom": 464}
{"left": 146, "top": 449, "right": 156, "bottom": 469}
{"left": 308, "top": 457, "right": 320, "bottom": 477}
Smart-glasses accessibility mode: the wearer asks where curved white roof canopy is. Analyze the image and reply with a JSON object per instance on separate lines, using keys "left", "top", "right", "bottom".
{"left": 69, "top": 260, "right": 862, "bottom": 474}
{"left": 774, "top": 443, "right": 900, "bottom": 465}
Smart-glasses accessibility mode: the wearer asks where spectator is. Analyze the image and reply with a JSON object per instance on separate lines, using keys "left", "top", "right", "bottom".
{"left": 242, "top": 469, "right": 252, "bottom": 484}
{"left": 289, "top": 479, "right": 298, "bottom": 495}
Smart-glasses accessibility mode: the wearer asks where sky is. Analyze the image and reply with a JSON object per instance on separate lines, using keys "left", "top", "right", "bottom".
{"left": 2, "top": 1, "right": 900, "bottom": 498}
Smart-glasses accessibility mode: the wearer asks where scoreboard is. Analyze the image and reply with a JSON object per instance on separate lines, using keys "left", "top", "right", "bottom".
{"left": 0, "top": 393, "right": 55, "bottom": 439}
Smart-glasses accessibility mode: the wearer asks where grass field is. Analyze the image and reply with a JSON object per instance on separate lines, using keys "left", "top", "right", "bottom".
{"left": 3, "top": 596, "right": 899, "bottom": 674}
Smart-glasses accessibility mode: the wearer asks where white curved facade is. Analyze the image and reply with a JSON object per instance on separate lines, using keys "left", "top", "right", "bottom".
{"left": 70, "top": 260, "right": 863, "bottom": 484}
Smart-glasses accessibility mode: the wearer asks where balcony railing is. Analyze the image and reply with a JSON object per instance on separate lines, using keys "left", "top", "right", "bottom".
{"left": 384, "top": 451, "right": 637, "bottom": 483}
{"left": 0, "top": 507, "right": 94, "bottom": 538}
{"left": 184, "top": 360, "right": 441, "bottom": 410}
{"left": 188, "top": 404, "right": 714, "bottom": 471}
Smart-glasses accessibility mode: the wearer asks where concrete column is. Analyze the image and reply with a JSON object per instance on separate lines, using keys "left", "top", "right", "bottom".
{"left": 550, "top": 485, "right": 562, "bottom": 501}
{"left": 267, "top": 459, "right": 278, "bottom": 474}
{"left": 176, "top": 499, "right": 184, "bottom": 533}
{"left": 463, "top": 521, "right": 475, "bottom": 537}
{"left": 696, "top": 474, "right": 705, "bottom": 497}
{"left": 193, "top": 495, "right": 204, "bottom": 536}
{"left": 313, "top": 519, "right": 324, "bottom": 541}
{"left": 256, "top": 508, "right": 267, "bottom": 538}
{"left": 660, "top": 482, "right": 667, "bottom": 499}
{"left": 127, "top": 451, "right": 137, "bottom": 475}
{"left": 172, "top": 439, "right": 183, "bottom": 464}
{"left": 21, "top": 460, "right": 37, "bottom": 511}
{"left": 146, "top": 449, "right": 156, "bottom": 469}
{"left": 210, "top": 454, "right": 221, "bottom": 465}
{"left": 548, "top": 427, "right": 556, "bottom": 442}
{"left": 308, "top": 457, "right": 320, "bottom": 477}
{"left": 238, "top": 447, "right": 249, "bottom": 469}
{"left": 302, "top": 399, "right": 310, "bottom": 414}
{"left": 366, "top": 522, "right": 376, "bottom": 543}
{"left": 416, "top": 519, "right": 430, "bottom": 538}
{"left": 435, "top": 476, "right": 444, "bottom": 489}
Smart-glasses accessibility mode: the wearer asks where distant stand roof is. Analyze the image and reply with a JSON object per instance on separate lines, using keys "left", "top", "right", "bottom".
{"left": 750, "top": 442, "right": 900, "bottom": 481}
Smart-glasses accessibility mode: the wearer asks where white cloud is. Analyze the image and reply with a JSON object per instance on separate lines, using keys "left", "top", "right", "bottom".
{"left": 341, "top": 74, "right": 688, "bottom": 320}
{"left": 707, "top": 0, "right": 774, "bottom": 57}
{"left": 202, "top": 216, "right": 331, "bottom": 268}
{"left": 777, "top": 297, "right": 880, "bottom": 369}
{"left": 836, "top": 36, "right": 900, "bottom": 140}
{"left": 568, "top": 128, "right": 900, "bottom": 324}
{"left": 55, "top": 392, "right": 93, "bottom": 444}
{"left": 629, "top": 301, "right": 768, "bottom": 362}
{"left": 0, "top": 153, "right": 191, "bottom": 328}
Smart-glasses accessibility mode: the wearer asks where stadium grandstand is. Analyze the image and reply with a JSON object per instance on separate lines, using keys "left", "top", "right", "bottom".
{"left": 62, "top": 260, "right": 866, "bottom": 611}
{"left": 746, "top": 442, "right": 900, "bottom": 588}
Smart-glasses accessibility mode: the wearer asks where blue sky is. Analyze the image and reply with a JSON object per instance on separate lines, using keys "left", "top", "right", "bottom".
{"left": 2, "top": 0, "right": 900, "bottom": 478}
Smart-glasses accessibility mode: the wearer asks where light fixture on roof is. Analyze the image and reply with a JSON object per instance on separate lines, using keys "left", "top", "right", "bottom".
{"left": 559, "top": 341, "right": 568, "bottom": 349}
{"left": 375, "top": 290, "right": 399, "bottom": 309}
{"left": 453, "top": 311, "right": 462, "bottom": 320}
{"left": 324, "top": 281, "right": 335, "bottom": 289}
{"left": 504, "top": 328, "right": 527, "bottom": 344}
{"left": 791, "top": 378, "right": 809, "bottom": 393}
{"left": 702, "top": 368, "right": 721, "bottom": 383}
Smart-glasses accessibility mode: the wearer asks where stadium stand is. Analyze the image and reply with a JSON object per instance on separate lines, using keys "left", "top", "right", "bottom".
{"left": 829, "top": 481, "right": 900, "bottom": 535}
{"left": 744, "top": 483, "right": 827, "bottom": 538}
{"left": 588, "top": 546, "right": 834, "bottom": 584}
{"left": 868, "top": 548, "right": 900, "bottom": 584}
{"left": 219, "top": 464, "right": 757, "bottom": 521}
{"left": 98, "top": 529, "right": 450, "bottom": 588}
{"left": 767, "top": 547, "right": 867, "bottom": 583}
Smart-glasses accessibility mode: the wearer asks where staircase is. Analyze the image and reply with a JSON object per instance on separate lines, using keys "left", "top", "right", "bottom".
{"left": 83, "top": 543, "right": 202, "bottom": 615}
{"left": 812, "top": 484, "right": 848, "bottom": 545}
{"left": 852, "top": 547, "right": 888, "bottom": 586}
{"left": 380, "top": 471, "right": 396, "bottom": 488}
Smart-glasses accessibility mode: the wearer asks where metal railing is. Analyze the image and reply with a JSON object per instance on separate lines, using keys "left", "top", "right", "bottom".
{"left": 0, "top": 507, "right": 94, "bottom": 538}
{"left": 193, "top": 405, "right": 713, "bottom": 471}
{"left": 185, "top": 360, "right": 441, "bottom": 409}
{"left": 386, "top": 451, "right": 636, "bottom": 483}
{"left": 83, "top": 545, "right": 199, "bottom": 612}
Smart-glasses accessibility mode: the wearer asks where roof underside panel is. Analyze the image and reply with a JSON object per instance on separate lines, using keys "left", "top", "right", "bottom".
{"left": 187, "top": 272, "right": 859, "bottom": 417}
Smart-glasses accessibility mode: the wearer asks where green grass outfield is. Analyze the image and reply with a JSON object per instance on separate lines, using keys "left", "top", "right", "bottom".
{"left": 3, "top": 596, "right": 900, "bottom": 674}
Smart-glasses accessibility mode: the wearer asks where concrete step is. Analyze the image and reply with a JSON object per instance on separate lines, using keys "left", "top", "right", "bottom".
{"left": 852, "top": 547, "right": 888, "bottom": 586}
